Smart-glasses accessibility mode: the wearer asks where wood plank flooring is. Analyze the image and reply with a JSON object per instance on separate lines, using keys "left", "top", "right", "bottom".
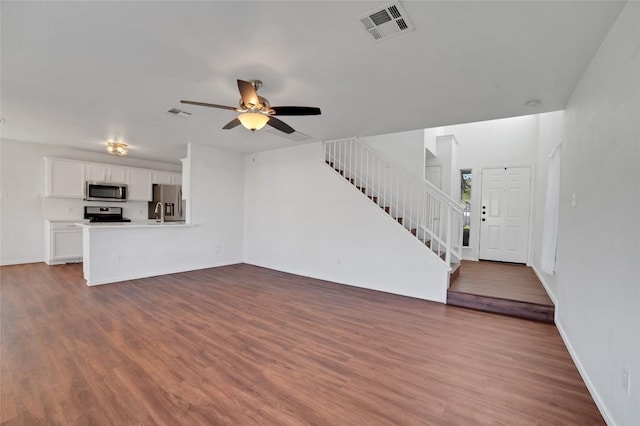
{"left": 450, "top": 261, "right": 553, "bottom": 306}
{"left": 1, "top": 262, "right": 602, "bottom": 425}
{"left": 447, "top": 260, "right": 555, "bottom": 323}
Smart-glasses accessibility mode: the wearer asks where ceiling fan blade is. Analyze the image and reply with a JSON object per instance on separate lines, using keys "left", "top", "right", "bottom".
{"left": 237, "top": 80, "right": 260, "bottom": 108}
{"left": 270, "top": 106, "right": 321, "bottom": 116}
{"left": 222, "top": 118, "right": 241, "bottom": 130}
{"left": 180, "top": 100, "right": 237, "bottom": 111}
{"left": 267, "top": 117, "right": 296, "bottom": 134}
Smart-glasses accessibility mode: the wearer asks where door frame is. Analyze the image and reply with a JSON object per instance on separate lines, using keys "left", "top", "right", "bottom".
{"left": 475, "top": 164, "right": 535, "bottom": 265}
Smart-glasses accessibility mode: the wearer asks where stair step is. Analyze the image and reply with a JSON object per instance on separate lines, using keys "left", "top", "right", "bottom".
{"left": 356, "top": 186, "right": 366, "bottom": 194}
{"left": 395, "top": 217, "right": 403, "bottom": 225}
{"left": 368, "top": 196, "right": 378, "bottom": 203}
{"left": 446, "top": 291, "right": 554, "bottom": 323}
{"left": 382, "top": 206, "right": 390, "bottom": 213}
{"left": 450, "top": 262, "right": 461, "bottom": 285}
{"left": 347, "top": 177, "right": 355, "bottom": 184}
{"left": 410, "top": 228, "right": 417, "bottom": 236}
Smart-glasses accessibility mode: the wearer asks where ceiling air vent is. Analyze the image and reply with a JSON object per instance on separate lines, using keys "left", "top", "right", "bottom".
{"left": 166, "top": 108, "right": 192, "bottom": 118}
{"left": 358, "top": 1, "right": 413, "bottom": 41}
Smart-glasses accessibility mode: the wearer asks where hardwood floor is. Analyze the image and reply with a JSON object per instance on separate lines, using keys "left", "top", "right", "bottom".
{"left": 447, "top": 260, "right": 555, "bottom": 323}
{"left": 1, "top": 262, "right": 602, "bottom": 425}
{"left": 450, "top": 261, "right": 553, "bottom": 306}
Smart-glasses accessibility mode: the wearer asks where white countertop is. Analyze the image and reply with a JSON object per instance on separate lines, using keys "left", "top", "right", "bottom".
{"left": 77, "top": 220, "right": 193, "bottom": 229}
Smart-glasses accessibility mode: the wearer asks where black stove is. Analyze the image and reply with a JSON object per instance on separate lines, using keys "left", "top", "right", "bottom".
{"left": 84, "top": 206, "right": 131, "bottom": 223}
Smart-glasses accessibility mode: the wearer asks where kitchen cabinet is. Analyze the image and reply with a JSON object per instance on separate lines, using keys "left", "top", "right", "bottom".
{"left": 44, "top": 158, "right": 85, "bottom": 198}
{"left": 85, "top": 164, "right": 126, "bottom": 183}
{"left": 127, "top": 168, "right": 153, "bottom": 201}
{"left": 45, "top": 221, "right": 83, "bottom": 264}
{"left": 44, "top": 157, "right": 181, "bottom": 200}
{"left": 152, "top": 171, "right": 181, "bottom": 185}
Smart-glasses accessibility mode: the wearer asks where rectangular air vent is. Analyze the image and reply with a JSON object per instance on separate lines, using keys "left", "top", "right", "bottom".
{"left": 357, "top": 1, "right": 413, "bottom": 42}
{"left": 166, "top": 108, "right": 192, "bottom": 118}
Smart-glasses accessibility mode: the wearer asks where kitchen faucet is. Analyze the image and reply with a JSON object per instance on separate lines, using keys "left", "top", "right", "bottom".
{"left": 154, "top": 202, "right": 164, "bottom": 223}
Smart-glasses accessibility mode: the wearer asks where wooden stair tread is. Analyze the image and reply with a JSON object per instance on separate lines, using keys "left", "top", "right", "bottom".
{"left": 446, "top": 290, "right": 554, "bottom": 323}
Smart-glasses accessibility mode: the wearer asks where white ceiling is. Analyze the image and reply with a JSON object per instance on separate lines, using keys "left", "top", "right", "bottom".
{"left": 1, "top": 1, "right": 625, "bottom": 164}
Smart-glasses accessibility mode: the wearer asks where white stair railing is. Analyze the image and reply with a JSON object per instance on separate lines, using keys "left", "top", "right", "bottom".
{"left": 323, "top": 138, "right": 464, "bottom": 267}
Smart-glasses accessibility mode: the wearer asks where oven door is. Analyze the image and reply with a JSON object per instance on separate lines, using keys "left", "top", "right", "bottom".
{"left": 85, "top": 182, "right": 127, "bottom": 201}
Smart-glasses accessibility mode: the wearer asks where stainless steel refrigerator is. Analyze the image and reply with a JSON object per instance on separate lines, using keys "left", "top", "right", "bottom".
{"left": 148, "top": 184, "right": 185, "bottom": 222}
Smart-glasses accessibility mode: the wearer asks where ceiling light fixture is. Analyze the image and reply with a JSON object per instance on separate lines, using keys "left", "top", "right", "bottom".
{"left": 237, "top": 112, "right": 269, "bottom": 132}
{"left": 106, "top": 141, "right": 128, "bottom": 156}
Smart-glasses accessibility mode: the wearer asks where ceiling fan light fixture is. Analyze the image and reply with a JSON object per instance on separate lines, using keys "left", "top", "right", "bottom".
{"left": 238, "top": 112, "right": 269, "bottom": 132}
{"left": 106, "top": 141, "right": 128, "bottom": 156}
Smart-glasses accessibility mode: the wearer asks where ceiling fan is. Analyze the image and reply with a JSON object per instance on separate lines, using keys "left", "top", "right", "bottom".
{"left": 181, "top": 79, "right": 321, "bottom": 134}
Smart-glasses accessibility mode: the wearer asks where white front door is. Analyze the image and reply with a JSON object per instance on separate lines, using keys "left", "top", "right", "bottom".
{"left": 479, "top": 166, "right": 531, "bottom": 263}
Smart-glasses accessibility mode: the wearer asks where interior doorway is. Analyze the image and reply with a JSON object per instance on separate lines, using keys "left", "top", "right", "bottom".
{"left": 479, "top": 166, "right": 531, "bottom": 263}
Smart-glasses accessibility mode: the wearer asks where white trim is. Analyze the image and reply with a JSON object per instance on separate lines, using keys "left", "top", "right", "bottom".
{"left": 85, "top": 261, "right": 241, "bottom": 286}
{"left": 0, "top": 257, "right": 45, "bottom": 266}
{"left": 555, "top": 318, "right": 615, "bottom": 426}
{"left": 245, "top": 261, "right": 448, "bottom": 304}
{"left": 531, "top": 264, "right": 557, "bottom": 306}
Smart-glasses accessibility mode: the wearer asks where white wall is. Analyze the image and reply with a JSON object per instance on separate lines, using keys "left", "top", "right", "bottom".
{"left": 424, "top": 127, "right": 444, "bottom": 156}
{"left": 0, "top": 139, "right": 181, "bottom": 265}
{"left": 554, "top": 3, "right": 640, "bottom": 424}
{"left": 360, "top": 129, "right": 425, "bottom": 180}
{"left": 445, "top": 115, "right": 539, "bottom": 169}
{"left": 244, "top": 143, "right": 449, "bottom": 303}
{"left": 187, "top": 143, "right": 244, "bottom": 262}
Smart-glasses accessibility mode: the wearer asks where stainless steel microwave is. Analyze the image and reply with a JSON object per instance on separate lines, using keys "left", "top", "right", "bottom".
{"left": 85, "top": 181, "right": 128, "bottom": 202}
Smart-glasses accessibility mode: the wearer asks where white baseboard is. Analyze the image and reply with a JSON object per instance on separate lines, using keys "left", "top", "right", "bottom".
{"left": 555, "top": 319, "right": 615, "bottom": 425}
{"left": 0, "top": 257, "right": 44, "bottom": 266}
{"left": 85, "top": 261, "right": 242, "bottom": 286}
{"left": 531, "top": 264, "right": 558, "bottom": 306}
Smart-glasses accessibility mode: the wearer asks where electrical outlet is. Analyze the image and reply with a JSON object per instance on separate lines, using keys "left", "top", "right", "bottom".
{"left": 68, "top": 207, "right": 74, "bottom": 213}
{"left": 570, "top": 192, "right": 577, "bottom": 207}
{"left": 623, "top": 369, "right": 631, "bottom": 396}
{"left": 214, "top": 245, "right": 221, "bottom": 254}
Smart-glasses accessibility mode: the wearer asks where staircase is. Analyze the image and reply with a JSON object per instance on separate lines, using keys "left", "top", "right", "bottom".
{"left": 323, "top": 138, "right": 464, "bottom": 282}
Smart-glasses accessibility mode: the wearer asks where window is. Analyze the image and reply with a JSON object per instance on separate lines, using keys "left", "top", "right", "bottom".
{"left": 460, "top": 169, "right": 472, "bottom": 247}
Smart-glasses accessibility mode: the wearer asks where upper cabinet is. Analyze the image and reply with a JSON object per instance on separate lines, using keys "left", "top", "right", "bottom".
{"left": 153, "top": 171, "right": 181, "bottom": 186}
{"left": 44, "top": 157, "right": 180, "bottom": 200}
{"left": 45, "top": 158, "right": 85, "bottom": 198}
{"left": 85, "top": 164, "right": 126, "bottom": 183}
{"left": 127, "top": 168, "right": 153, "bottom": 201}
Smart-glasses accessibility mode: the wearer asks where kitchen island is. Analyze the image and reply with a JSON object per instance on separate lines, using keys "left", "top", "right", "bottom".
{"left": 79, "top": 221, "right": 203, "bottom": 286}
